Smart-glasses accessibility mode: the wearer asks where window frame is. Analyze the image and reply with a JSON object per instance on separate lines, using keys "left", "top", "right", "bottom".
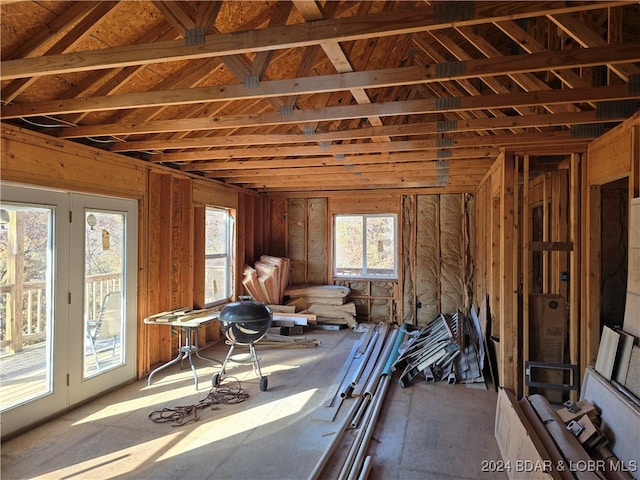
{"left": 332, "top": 213, "right": 398, "bottom": 280}
{"left": 203, "top": 206, "right": 234, "bottom": 306}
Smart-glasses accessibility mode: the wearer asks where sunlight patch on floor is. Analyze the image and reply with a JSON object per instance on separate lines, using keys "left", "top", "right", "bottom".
{"left": 71, "top": 382, "right": 201, "bottom": 425}
{"left": 156, "top": 388, "right": 318, "bottom": 461}
{"left": 31, "top": 433, "right": 182, "bottom": 479}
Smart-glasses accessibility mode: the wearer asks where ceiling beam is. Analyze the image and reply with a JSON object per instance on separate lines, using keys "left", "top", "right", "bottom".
{"left": 548, "top": 12, "right": 640, "bottom": 82}
{"left": 232, "top": 173, "right": 486, "bottom": 189}
{"left": 293, "top": 0, "right": 389, "bottom": 141}
{"left": 5, "top": 42, "right": 639, "bottom": 119}
{"left": 455, "top": 24, "right": 578, "bottom": 114}
{"left": 1, "top": 2, "right": 117, "bottom": 103}
{"left": 109, "top": 110, "right": 626, "bottom": 152}
{"left": 153, "top": 131, "right": 591, "bottom": 162}
{"left": 0, "top": 1, "right": 631, "bottom": 80}
{"left": 208, "top": 161, "right": 493, "bottom": 179}
{"left": 56, "top": 83, "right": 638, "bottom": 138}
{"left": 176, "top": 148, "right": 500, "bottom": 171}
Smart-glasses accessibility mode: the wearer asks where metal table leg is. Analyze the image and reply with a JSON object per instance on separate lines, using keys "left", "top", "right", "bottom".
{"left": 148, "top": 325, "right": 221, "bottom": 390}
{"left": 147, "top": 326, "right": 185, "bottom": 386}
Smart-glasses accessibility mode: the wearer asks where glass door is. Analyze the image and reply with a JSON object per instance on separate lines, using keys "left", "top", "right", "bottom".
{"left": 0, "top": 203, "right": 56, "bottom": 408}
{"left": 68, "top": 195, "right": 137, "bottom": 404}
{"left": 0, "top": 185, "right": 137, "bottom": 437}
{"left": 1, "top": 186, "right": 70, "bottom": 437}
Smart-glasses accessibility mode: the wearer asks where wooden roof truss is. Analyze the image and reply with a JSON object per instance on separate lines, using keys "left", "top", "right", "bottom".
{"left": 1, "top": 0, "right": 639, "bottom": 192}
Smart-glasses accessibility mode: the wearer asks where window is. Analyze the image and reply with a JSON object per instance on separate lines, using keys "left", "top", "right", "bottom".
{"left": 333, "top": 214, "right": 397, "bottom": 279}
{"left": 204, "top": 207, "right": 233, "bottom": 305}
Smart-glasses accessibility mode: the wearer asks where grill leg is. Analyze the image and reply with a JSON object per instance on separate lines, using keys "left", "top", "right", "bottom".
{"left": 250, "top": 343, "right": 263, "bottom": 379}
{"left": 220, "top": 343, "right": 236, "bottom": 375}
{"left": 250, "top": 343, "right": 268, "bottom": 391}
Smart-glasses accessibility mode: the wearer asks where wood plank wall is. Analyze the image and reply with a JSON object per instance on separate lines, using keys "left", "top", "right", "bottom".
{"left": 0, "top": 123, "right": 263, "bottom": 377}
{"left": 267, "top": 192, "right": 471, "bottom": 325}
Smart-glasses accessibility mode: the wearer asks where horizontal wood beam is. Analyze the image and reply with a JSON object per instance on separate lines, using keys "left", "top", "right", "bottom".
{"left": 58, "top": 84, "right": 638, "bottom": 138}
{"left": 178, "top": 149, "right": 498, "bottom": 171}
{"left": 204, "top": 159, "right": 493, "bottom": 177}
{"left": 1, "top": 1, "right": 628, "bottom": 80}
{"left": 110, "top": 110, "right": 626, "bottom": 152}
{"left": 216, "top": 168, "right": 491, "bottom": 184}
{"left": 529, "top": 241, "right": 574, "bottom": 251}
{"left": 234, "top": 173, "right": 484, "bottom": 189}
{"left": 4, "top": 42, "right": 639, "bottom": 119}
{"left": 154, "top": 131, "right": 589, "bottom": 162}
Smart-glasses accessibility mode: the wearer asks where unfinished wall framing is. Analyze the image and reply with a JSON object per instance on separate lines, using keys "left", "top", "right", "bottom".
{"left": 401, "top": 193, "right": 471, "bottom": 326}
{"left": 474, "top": 114, "right": 639, "bottom": 396}
{"left": 475, "top": 152, "right": 520, "bottom": 392}
{"left": 583, "top": 112, "right": 640, "bottom": 374}
{"left": 0, "top": 123, "right": 264, "bottom": 377}
{"left": 270, "top": 192, "right": 471, "bottom": 325}
{"left": 521, "top": 154, "right": 582, "bottom": 401}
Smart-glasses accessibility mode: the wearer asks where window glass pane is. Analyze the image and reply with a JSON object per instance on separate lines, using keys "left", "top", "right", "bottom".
{"left": 335, "top": 216, "right": 363, "bottom": 276}
{"left": 205, "top": 257, "right": 228, "bottom": 304}
{"left": 206, "top": 209, "right": 228, "bottom": 255}
{"left": 334, "top": 214, "right": 396, "bottom": 279}
{"left": 1, "top": 204, "right": 54, "bottom": 410}
{"left": 83, "top": 210, "right": 124, "bottom": 378}
{"left": 366, "top": 216, "right": 395, "bottom": 276}
{"left": 204, "top": 207, "right": 232, "bottom": 304}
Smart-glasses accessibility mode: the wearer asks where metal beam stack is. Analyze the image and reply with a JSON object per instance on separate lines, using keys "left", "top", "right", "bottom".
{"left": 393, "top": 314, "right": 461, "bottom": 387}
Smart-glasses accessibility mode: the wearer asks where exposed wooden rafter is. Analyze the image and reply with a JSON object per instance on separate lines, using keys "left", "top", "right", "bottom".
{"left": 0, "top": 0, "right": 638, "bottom": 192}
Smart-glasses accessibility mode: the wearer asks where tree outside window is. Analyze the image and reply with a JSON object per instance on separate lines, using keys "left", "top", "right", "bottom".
{"left": 334, "top": 214, "right": 397, "bottom": 279}
{"left": 205, "top": 207, "right": 233, "bottom": 305}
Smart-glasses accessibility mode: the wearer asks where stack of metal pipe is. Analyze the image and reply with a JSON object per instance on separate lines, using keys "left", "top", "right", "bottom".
{"left": 308, "top": 323, "right": 407, "bottom": 480}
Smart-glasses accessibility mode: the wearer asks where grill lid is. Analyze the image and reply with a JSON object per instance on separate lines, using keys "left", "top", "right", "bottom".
{"left": 220, "top": 296, "right": 271, "bottom": 323}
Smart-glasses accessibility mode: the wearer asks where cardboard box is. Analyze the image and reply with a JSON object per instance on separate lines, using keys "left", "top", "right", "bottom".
{"left": 529, "top": 294, "right": 567, "bottom": 403}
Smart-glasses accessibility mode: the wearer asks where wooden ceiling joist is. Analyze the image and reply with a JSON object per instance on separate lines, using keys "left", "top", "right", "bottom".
{"left": 0, "top": 1, "right": 631, "bottom": 80}
{"left": 1, "top": 0, "right": 638, "bottom": 193}
{"left": 153, "top": 131, "right": 589, "bottom": 163}
{"left": 110, "top": 110, "right": 624, "bottom": 152}
{"left": 4, "top": 42, "right": 638, "bottom": 120}
{"left": 57, "top": 83, "right": 637, "bottom": 138}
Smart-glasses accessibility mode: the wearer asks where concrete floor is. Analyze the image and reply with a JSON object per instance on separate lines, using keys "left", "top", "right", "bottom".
{"left": 1, "top": 327, "right": 506, "bottom": 480}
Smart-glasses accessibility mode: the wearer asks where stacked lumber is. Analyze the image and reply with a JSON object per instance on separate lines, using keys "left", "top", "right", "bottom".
{"left": 284, "top": 284, "right": 357, "bottom": 329}
{"left": 242, "top": 255, "right": 290, "bottom": 304}
{"left": 255, "top": 333, "right": 319, "bottom": 349}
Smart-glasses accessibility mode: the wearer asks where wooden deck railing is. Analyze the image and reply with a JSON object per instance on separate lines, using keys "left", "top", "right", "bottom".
{"left": 0, "top": 273, "right": 121, "bottom": 352}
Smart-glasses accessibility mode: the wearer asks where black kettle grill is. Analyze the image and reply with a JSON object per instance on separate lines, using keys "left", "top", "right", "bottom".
{"left": 212, "top": 296, "right": 272, "bottom": 391}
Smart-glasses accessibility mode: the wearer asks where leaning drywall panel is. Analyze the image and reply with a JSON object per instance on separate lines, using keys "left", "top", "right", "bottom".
{"left": 581, "top": 366, "right": 640, "bottom": 470}
{"left": 415, "top": 195, "right": 440, "bottom": 323}
{"left": 287, "top": 198, "right": 306, "bottom": 284}
{"left": 440, "top": 194, "right": 464, "bottom": 315}
{"left": 494, "top": 388, "right": 554, "bottom": 480}
{"left": 307, "top": 198, "right": 327, "bottom": 284}
{"left": 625, "top": 197, "right": 640, "bottom": 337}
{"left": 402, "top": 195, "right": 416, "bottom": 324}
